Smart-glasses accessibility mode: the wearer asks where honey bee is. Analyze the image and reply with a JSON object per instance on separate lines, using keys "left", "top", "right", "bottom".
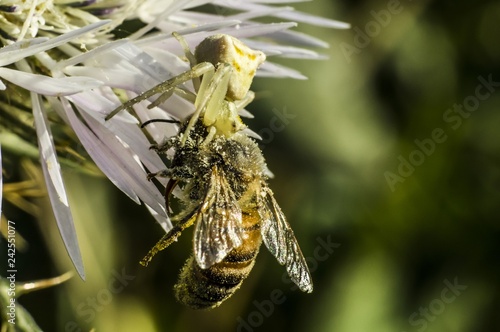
{"left": 108, "top": 33, "right": 313, "bottom": 309}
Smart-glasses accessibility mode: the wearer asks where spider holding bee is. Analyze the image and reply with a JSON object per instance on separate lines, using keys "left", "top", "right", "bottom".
{"left": 108, "top": 33, "right": 313, "bottom": 309}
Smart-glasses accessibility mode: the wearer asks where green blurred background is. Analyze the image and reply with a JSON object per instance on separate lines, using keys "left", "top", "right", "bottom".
{"left": 2, "top": 0, "right": 500, "bottom": 331}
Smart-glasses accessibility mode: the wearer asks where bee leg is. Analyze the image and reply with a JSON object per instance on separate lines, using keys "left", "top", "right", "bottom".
{"left": 146, "top": 169, "right": 171, "bottom": 181}
{"left": 150, "top": 136, "right": 177, "bottom": 153}
{"left": 140, "top": 213, "right": 197, "bottom": 267}
{"left": 148, "top": 143, "right": 161, "bottom": 152}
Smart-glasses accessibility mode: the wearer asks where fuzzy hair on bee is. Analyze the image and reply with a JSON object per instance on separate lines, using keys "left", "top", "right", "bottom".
{"left": 108, "top": 33, "right": 313, "bottom": 309}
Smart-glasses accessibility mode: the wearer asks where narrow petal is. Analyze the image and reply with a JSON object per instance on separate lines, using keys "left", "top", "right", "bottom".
{"left": 0, "top": 37, "right": 48, "bottom": 58}
{"left": 0, "top": 67, "right": 103, "bottom": 96}
{"left": 70, "top": 90, "right": 169, "bottom": 180}
{"left": 171, "top": 20, "right": 242, "bottom": 35}
{"left": 131, "top": 96, "right": 182, "bottom": 146}
{"left": 264, "top": 29, "right": 330, "bottom": 48}
{"left": 131, "top": 0, "right": 195, "bottom": 40}
{"left": 215, "top": 1, "right": 350, "bottom": 29}
{"left": 246, "top": 0, "right": 306, "bottom": 3}
{"left": 226, "top": 5, "right": 295, "bottom": 22}
{"left": 62, "top": 95, "right": 170, "bottom": 225}
{"left": 0, "top": 20, "right": 111, "bottom": 67}
{"left": 80, "top": 111, "right": 170, "bottom": 225}
{"left": 54, "top": 39, "right": 130, "bottom": 70}
{"left": 242, "top": 128, "right": 263, "bottom": 140}
{"left": 61, "top": 98, "right": 140, "bottom": 204}
{"left": 274, "top": 10, "right": 350, "bottom": 29}
{"left": 245, "top": 40, "right": 327, "bottom": 59}
{"left": 150, "top": 22, "right": 298, "bottom": 52}
{"left": 31, "top": 93, "right": 85, "bottom": 280}
{"left": 145, "top": 204, "right": 171, "bottom": 233}
{"left": 258, "top": 61, "right": 307, "bottom": 79}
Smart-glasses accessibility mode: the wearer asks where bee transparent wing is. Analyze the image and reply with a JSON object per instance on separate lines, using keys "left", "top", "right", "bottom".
{"left": 193, "top": 168, "right": 244, "bottom": 269}
{"left": 260, "top": 187, "right": 313, "bottom": 292}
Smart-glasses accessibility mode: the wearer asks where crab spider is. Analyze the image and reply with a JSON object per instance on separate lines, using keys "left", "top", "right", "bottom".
{"left": 106, "top": 33, "right": 266, "bottom": 145}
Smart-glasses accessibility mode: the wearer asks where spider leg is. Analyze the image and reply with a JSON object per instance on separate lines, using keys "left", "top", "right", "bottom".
{"left": 172, "top": 32, "right": 197, "bottom": 72}
{"left": 172, "top": 32, "right": 200, "bottom": 92}
{"left": 234, "top": 91, "right": 255, "bottom": 113}
{"left": 106, "top": 62, "right": 214, "bottom": 120}
{"left": 181, "top": 63, "right": 234, "bottom": 145}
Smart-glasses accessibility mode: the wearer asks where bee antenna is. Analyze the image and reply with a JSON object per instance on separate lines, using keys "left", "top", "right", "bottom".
{"left": 141, "top": 119, "right": 180, "bottom": 128}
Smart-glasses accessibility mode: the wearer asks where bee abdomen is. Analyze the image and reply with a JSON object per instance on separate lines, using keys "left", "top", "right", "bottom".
{"left": 174, "top": 246, "right": 260, "bottom": 309}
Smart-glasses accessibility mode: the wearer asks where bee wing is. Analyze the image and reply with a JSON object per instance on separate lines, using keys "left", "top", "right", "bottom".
{"left": 193, "top": 168, "right": 244, "bottom": 269}
{"left": 259, "top": 187, "right": 313, "bottom": 293}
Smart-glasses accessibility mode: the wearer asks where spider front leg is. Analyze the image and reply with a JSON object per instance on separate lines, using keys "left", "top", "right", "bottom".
{"left": 234, "top": 90, "right": 255, "bottom": 113}
{"left": 181, "top": 63, "right": 244, "bottom": 145}
{"left": 105, "top": 62, "right": 215, "bottom": 121}
{"left": 172, "top": 32, "right": 199, "bottom": 90}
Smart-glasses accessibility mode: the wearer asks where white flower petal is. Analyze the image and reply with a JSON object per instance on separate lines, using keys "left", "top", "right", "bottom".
{"left": 54, "top": 39, "right": 130, "bottom": 71}
{"left": 74, "top": 90, "right": 169, "bottom": 177}
{"left": 0, "top": 20, "right": 111, "bottom": 67}
{"left": 131, "top": 0, "right": 195, "bottom": 40}
{"left": 72, "top": 42, "right": 181, "bottom": 94}
{"left": 246, "top": 0, "right": 306, "bottom": 3}
{"left": 275, "top": 9, "right": 350, "bottom": 28}
{"left": 82, "top": 43, "right": 194, "bottom": 101}
{"left": 242, "top": 128, "right": 262, "bottom": 140}
{"left": 239, "top": 108, "right": 254, "bottom": 118}
{"left": 31, "top": 93, "right": 85, "bottom": 280}
{"left": 226, "top": 5, "right": 294, "bottom": 22}
{"left": 173, "top": 20, "right": 242, "bottom": 35}
{"left": 0, "top": 80, "right": 5, "bottom": 90}
{"left": 139, "top": 48, "right": 190, "bottom": 78}
{"left": 0, "top": 67, "right": 103, "bottom": 96}
{"left": 64, "top": 66, "right": 141, "bottom": 90}
{"left": 258, "top": 61, "right": 307, "bottom": 79}
{"left": 265, "top": 29, "right": 329, "bottom": 48}
{"left": 32, "top": 95, "right": 68, "bottom": 207}
{"left": 61, "top": 99, "right": 140, "bottom": 204}
{"left": 82, "top": 114, "right": 170, "bottom": 224}
{"left": 0, "top": 37, "right": 48, "bottom": 58}
{"left": 215, "top": 1, "right": 350, "bottom": 29}
{"left": 62, "top": 94, "right": 170, "bottom": 223}
{"left": 215, "top": 21, "right": 298, "bottom": 37}
{"left": 151, "top": 22, "right": 298, "bottom": 52}
{"left": 245, "top": 40, "right": 327, "bottom": 59}
{"left": 132, "top": 97, "right": 181, "bottom": 146}
{"left": 112, "top": 42, "right": 180, "bottom": 81}
{"left": 145, "top": 204, "right": 171, "bottom": 233}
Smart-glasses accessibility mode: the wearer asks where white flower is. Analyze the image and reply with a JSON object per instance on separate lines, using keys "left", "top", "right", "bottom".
{"left": 0, "top": 0, "right": 349, "bottom": 280}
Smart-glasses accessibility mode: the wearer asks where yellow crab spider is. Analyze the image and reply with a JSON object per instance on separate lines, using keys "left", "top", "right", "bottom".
{"left": 106, "top": 33, "right": 266, "bottom": 145}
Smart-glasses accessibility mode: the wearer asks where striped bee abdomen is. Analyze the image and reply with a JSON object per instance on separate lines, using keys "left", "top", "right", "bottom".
{"left": 174, "top": 212, "right": 262, "bottom": 309}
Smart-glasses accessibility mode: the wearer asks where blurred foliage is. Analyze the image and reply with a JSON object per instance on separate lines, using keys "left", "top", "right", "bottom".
{"left": 1, "top": 0, "right": 500, "bottom": 331}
